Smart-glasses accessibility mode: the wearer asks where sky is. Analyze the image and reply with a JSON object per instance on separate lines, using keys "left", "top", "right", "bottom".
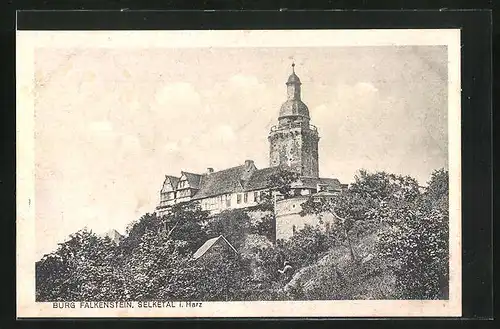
{"left": 34, "top": 45, "right": 448, "bottom": 258}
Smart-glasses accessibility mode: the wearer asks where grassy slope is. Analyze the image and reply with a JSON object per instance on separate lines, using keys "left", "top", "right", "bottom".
{"left": 284, "top": 229, "right": 397, "bottom": 300}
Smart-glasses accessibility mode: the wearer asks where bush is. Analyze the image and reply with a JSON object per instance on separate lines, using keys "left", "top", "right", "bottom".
{"left": 36, "top": 168, "right": 449, "bottom": 302}
{"left": 280, "top": 225, "right": 333, "bottom": 268}
{"left": 377, "top": 169, "right": 449, "bottom": 299}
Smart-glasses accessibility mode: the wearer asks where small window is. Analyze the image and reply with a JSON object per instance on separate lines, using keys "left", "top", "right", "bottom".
{"left": 243, "top": 192, "right": 248, "bottom": 203}
{"left": 237, "top": 194, "right": 242, "bottom": 204}
{"left": 254, "top": 191, "right": 259, "bottom": 202}
{"left": 292, "top": 225, "right": 296, "bottom": 235}
{"left": 325, "top": 222, "right": 330, "bottom": 232}
{"left": 226, "top": 194, "right": 231, "bottom": 207}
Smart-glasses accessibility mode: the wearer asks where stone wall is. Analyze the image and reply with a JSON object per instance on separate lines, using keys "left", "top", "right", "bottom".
{"left": 275, "top": 196, "right": 335, "bottom": 240}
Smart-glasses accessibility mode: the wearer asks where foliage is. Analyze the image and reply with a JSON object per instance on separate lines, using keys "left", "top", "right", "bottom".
{"left": 36, "top": 228, "right": 121, "bottom": 301}
{"left": 267, "top": 168, "right": 301, "bottom": 198}
{"left": 252, "top": 168, "right": 301, "bottom": 211}
{"left": 300, "top": 170, "right": 421, "bottom": 261}
{"left": 280, "top": 225, "right": 333, "bottom": 268}
{"left": 252, "top": 213, "right": 276, "bottom": 242}
{"left": 36, "top": 168, "right": 449, "bottom": 301}
{"left": 377, "top": 169, "right": 449, "bottom": 299}
{"left": 163, "top": 202, "right": 209, "bottom": 253}
{"left": 121, "top": 213, "right": 162, "bottom": 253}
{"left": 204, "top": 209, "right": 252, "bottom": 249}
{"left": 299, "top": 169, "right": 449, "bottom": 299}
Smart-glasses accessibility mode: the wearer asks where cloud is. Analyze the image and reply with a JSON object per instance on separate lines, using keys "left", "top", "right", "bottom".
{"left": 228, "top": 74, "right": 262, "bottom": 88}
{"left": 164, "top": 141, "right": 180, "bottom": 152}
{"left": 355, "top": 82, "right": 379, "bottom": 94}
{"left": 154, "top": 82, "right": 201, "bottom": 108}
{"left": 216, "top": 124, "right": 235, "bottom": 143}
{"left": 88, "top": 120, "right": 114, "bottom": 133}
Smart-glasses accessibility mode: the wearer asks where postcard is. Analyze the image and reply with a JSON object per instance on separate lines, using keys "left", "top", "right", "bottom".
{"left": 16, "top": 29, "right": 461, "bottom": 317}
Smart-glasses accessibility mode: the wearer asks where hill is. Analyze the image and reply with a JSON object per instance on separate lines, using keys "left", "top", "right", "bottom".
{"left": 284, "top": 229, "right": 396, "bottom": 300}
{"left": 35, "top": 168, "right": 449, "bottom": 302}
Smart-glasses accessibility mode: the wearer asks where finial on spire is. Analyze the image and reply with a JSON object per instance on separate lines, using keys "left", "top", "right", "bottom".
{"left": 292, "top": 62, "right": 295, "bottom": 73}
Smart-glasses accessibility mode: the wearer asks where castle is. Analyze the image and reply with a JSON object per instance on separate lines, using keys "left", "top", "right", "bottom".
{"left": 156, "top": 64, "right": 344, "bottom": 239}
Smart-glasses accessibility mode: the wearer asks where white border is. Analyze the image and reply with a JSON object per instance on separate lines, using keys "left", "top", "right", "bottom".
{"left": 16, "top": 29, "right": 461, "bottom": 318}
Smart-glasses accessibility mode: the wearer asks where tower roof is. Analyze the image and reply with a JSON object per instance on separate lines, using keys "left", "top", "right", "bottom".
{"left": 286, "top": 63, "right": 302, "bottom": 85}
{"left": 279, "top": 63, "right": 309, "bottom": 119}
{"left": 279, "top": 100, "right": 310, "bottom": 119}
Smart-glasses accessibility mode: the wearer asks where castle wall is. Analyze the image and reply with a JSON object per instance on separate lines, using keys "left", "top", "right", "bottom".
{"left": 275, "top": 196, "right": 335, "bottom": 240}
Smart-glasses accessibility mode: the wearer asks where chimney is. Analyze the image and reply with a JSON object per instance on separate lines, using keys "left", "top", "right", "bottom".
{"left": 207, "top": 168, "right": 214, "bottom": 174}
{"left": 244, "top": 160, "right": 254, "bottom": 169}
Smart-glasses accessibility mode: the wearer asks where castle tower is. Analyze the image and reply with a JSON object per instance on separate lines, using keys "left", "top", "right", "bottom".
{"left": 268, "top": 64, "right": 319, "bottom": 178}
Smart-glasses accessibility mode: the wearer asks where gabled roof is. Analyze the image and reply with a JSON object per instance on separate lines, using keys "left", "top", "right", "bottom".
{"left": 166, "top": 175, "right": 180, "bottom": 189}
{"left": 102, "top": 229, "right": 124, "bottom": 244}
{"left": 162, "top": 175, "right": 180, "bottom": 192}
{"left": 180, "top": 171, "right": 203, "bottom": 189}
{"left": 192, "top": 165, "right": 251, "bottom": 200}
{"left": 192, "top": 235, "right": 238, "bottom": 260}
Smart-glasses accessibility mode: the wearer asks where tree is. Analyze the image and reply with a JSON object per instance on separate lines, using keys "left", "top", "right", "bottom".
{"left": 121, "top": 202, "right": 209, "bottom": 255}
{"left": 281, "top": 225, "right": 332, "bottom": 268}
{"left": 118, "top": 231, "right": 195, "bottom": 301}
{"left": 163, "top": 202, "right": 209, "bottom": 253}
{"left": 120, "top": 213, "right": 162, "bottom": 253}
{"left": 267, "top": 168, "right": 301, "bottom": 198}
{"left": 204, "top": 209, "right": 251, "bottom": 249}
{"left": 300, "top": 194, "right": 360, "bottom": 262}
{"left": 377, "top": 169, "right": 449, "bottom": 299}
{"left": 252, "top": 168, "right": 302, "bottom": 212}
{"left": 300, "top": 170, "right": 421, "bottom": 262}
{"left": 252, "top": 213, "right": 276, "bottom": 242}
{"left": 36, "top": 228, "right": 122, "bottom": 301}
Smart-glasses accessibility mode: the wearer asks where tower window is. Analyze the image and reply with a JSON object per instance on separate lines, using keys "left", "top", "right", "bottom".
{"left": 292, "top": 225, "right": 296, "bottom": 235}
{"left": 243, "top": 193, "right": 248, "bottom": 203}
{"left": 237, "top": 194, "right": 242, "bottom": 204}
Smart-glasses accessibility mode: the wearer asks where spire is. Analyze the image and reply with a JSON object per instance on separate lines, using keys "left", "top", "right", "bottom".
{"left": 278, "top": 62, "right": 309, "bottom": 120}
{"left": 286, "top": 62, "right": 301, "bottom": 86}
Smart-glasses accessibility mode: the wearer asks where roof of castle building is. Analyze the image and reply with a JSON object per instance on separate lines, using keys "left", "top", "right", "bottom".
{"left": 192, "top": 165, "right": 249, "bottom": 199}
{"left": 192, "top": 235, "right": 238, "bottom": 260}
{"left": 298, "top": 177, "right": 342, "bottom": 191}
{"left": 181, "top": 171, "right": 203, "bottom": 189}
{"left": 167, "top": 158, "right": 341, "bottom": 201}
{"left": 165, "top": 175, "right": 180, "bottom": 189}
{"left": 243, "top": 166, "right": 282, "bottom": 191}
